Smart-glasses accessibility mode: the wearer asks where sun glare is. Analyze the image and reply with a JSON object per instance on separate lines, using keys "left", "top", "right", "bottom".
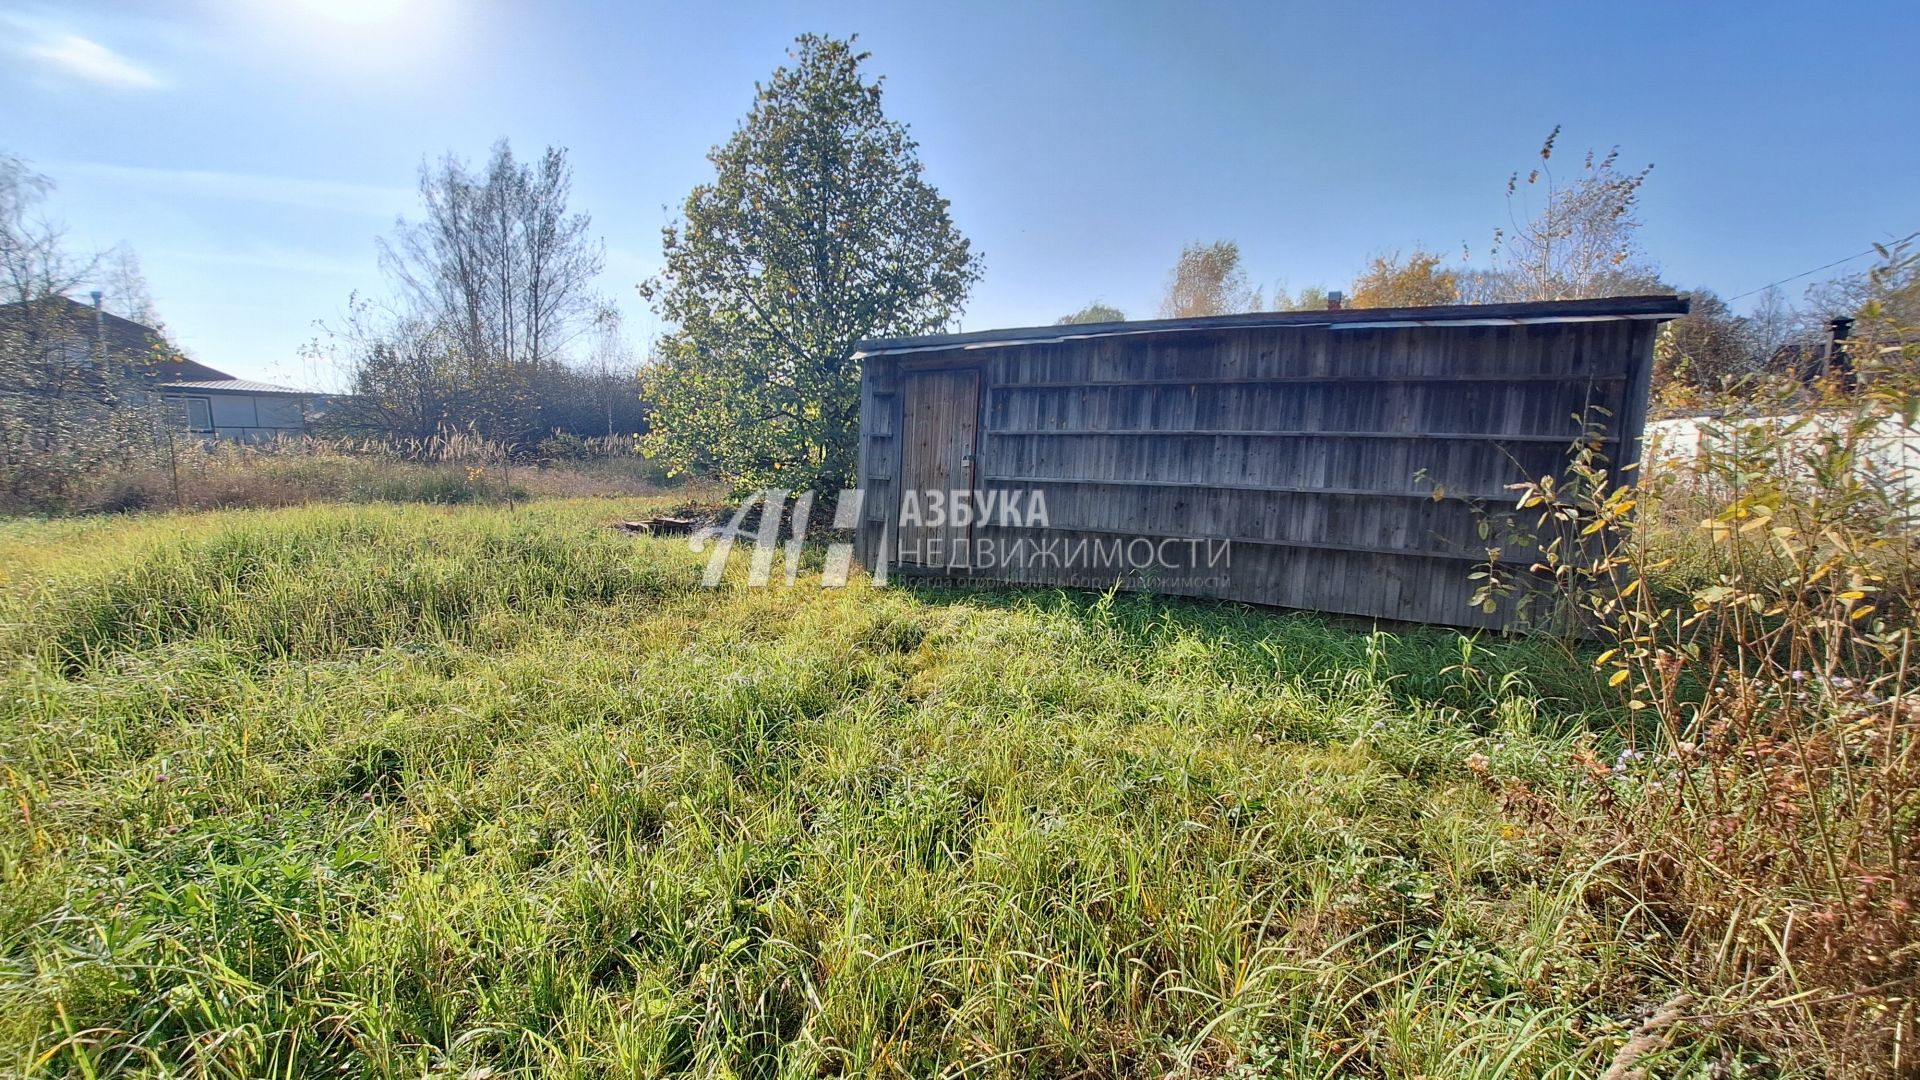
{"left": 283, "top": 0, "right": 414, "bottom": 28}
{"left": 233, "top": 0, "right": 465, "bottom": 79}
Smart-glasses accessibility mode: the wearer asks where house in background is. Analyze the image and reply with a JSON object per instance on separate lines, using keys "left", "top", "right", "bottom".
{"left": 0, "top": 293, "right": 317, "bottom": 442}
{"left": 158, "top": 375, "right": 315, "bottom": 441}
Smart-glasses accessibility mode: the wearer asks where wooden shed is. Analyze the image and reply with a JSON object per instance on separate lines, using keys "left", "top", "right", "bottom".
{"left": 851, "top": 295, "right": 1689, "bottom": 629}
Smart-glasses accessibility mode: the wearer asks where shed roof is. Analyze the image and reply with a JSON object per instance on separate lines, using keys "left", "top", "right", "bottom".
{"left": 851, "top": 294, "right": 1690, "bottom": 358}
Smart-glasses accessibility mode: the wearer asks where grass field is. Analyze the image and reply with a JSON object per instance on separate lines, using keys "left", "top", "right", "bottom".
{"left": 0, "top": 501, "right": 1765, "bottom": 1078}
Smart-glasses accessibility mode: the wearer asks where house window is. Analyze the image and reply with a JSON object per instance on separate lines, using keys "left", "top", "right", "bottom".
{"left": 182, "top": 396, "right": 213, "bottom": 432}
{"left": 55, "top": 338, "right": 94, "bottom": 370}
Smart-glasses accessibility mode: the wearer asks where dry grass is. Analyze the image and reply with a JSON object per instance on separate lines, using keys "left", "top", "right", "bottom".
{"left": 35, "top": 437, "right": 706, "bottom": 515}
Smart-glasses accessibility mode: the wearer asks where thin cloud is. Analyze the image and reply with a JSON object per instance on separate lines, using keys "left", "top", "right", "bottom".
{"left": 56, "top": 162, "right": 414, "bottom": 218}
{"left": 24, "top": 32, "right": 165, "bottom": 90}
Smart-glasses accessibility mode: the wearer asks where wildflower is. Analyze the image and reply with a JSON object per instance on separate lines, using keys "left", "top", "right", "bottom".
{"left": 1464, "top": 752, "right": 1491, "bottom": 774}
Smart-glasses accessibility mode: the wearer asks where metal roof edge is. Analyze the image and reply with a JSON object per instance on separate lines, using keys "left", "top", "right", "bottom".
{"left": 850, "top": 295, "right": 1690, "bottom": 358}
{"left": 158, "top": 379, "right": 314, "bottom": 396}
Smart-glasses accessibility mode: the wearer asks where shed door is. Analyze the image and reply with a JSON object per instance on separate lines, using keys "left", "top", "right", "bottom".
{"left": 897, "top": 368, "right": 980, "bottom": 569}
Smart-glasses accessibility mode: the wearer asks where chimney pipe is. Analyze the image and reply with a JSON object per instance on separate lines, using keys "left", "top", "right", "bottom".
{"left": 89, "top": 290, "right": 104, "bottom": 365}
{"left": 1326, "top": 290, "right": 1344, "bottom": 311}
{"left": 1826, "top": 316, "right": 1855, "bottom": 393}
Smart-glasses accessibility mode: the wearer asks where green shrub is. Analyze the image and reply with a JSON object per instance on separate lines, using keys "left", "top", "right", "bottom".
{"left": 1477, "top": 256, "right": 1920, "bottom": 1074}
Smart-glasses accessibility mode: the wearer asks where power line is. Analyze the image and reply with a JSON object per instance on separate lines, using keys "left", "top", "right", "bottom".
{"left": 1726, "top": 246, "right": 1882, "bottom": 303}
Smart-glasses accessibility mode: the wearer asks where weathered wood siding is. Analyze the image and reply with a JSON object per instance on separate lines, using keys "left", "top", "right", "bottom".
{"left": 856, "top": 318, "right": 1660, "bottom": 629}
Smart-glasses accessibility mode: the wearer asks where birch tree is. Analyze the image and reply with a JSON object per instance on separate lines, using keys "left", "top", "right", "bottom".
{"left": 379, "top": 141, "right": 605, "bottom": 444}
{"left": 1158, "top": 241, "right": 1259, "bottom": 318}
{"left": 1487, "top": 127, "right": 1661, "bottom": 301}
{"left": 99, "top": 244, "right": 158, "bottom": 325}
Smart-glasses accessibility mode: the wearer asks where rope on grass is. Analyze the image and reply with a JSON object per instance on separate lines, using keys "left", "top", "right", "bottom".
{"left": 1598, "top": 992, "right": 1694, "bottom": 1080}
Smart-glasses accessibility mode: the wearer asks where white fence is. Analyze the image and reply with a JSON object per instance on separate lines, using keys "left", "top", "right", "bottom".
{"left": 1644, "top": 412, "right": 1920, "bottom": 503}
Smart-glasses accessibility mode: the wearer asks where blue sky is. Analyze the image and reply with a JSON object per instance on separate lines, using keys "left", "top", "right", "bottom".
{"left": 3, "top": 0, "right": 1916, "bottom": 386}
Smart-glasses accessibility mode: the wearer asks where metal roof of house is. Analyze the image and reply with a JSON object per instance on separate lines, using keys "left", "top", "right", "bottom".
{"left": 158, "top": 378, "right": 313, "bottom": 396}
{"left": 851, "top": 294, "right": 1691, "bottom": 358}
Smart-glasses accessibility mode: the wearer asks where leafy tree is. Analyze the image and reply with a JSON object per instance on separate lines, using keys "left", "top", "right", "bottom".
{"left": 1650, "top": 286, "right": 1833, "bottom": 407}
{"left": 641, "top": 35, "right": 982, "bottom": 491}
{"left": 1348, "top": 249, "right": 1460, "bottom": 308}
{"left": 1271, "top": 283, "right": 1331, "bottom": 311}
{"left": 1057, "top": 302, "right": 1124, "bottom": 325}
{"left": 312, "top": 294, "right": 479, "bottom": 443}
{"left": 1655, "top": 288, "right": 1756, "bottom": 395}
{"left": 1159, "top": 240, "right": 1258, "bottom": 318}
{"left": 1486, "top": 127, "right": 1661, "bottom": 301}
{"left": 315, "top": 294, "right": 647, "bottom": 447}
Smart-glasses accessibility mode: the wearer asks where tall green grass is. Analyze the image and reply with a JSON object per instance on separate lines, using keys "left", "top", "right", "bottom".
{"left": 0, "top": 503, "right": 1764, "bottom": 1077}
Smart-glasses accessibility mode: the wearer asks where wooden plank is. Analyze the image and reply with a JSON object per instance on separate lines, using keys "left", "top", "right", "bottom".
{"left": 854, "top": 356, "right": 881, "bottom": 568}
{"left": 990, "top": 374, "right": 1628, "bottom": 388}
{"left": 978, "top": 474, "right": 1518, "bottom": 503}
{"left": 987, "top": 427, "right": 1615, "bottom": 445}
{"left": 989, "top": 379, "right": 1621, "bottom": 435}
{"left": 983, "top": 430, "right": 1565, "bottom": 494}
